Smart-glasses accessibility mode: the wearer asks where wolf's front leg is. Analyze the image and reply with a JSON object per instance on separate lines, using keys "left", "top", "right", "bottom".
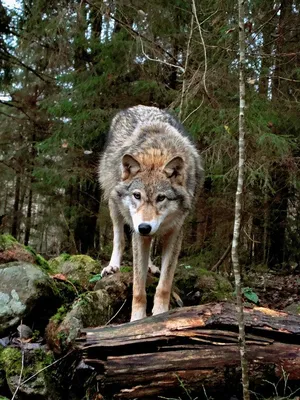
{"left": 131, "top": 233, "right": 152, "bottom": 321}
{"left": 101, "top": 199, "right": 125, "bottom": 277}
{"left": 152, "top": 227, "right": 183, "bottom": 315}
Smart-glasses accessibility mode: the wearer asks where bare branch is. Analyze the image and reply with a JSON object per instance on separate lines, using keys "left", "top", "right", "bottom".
{"left": 191, "top": 0, "right": 209, "bottom": 99}
{"left": 182, "top": 96, "right": 204, "bottom": 123}
{"left": 211, "top": 241, "right": 232, "bottom": 272}
{"left": 139, "top": 37, "right": 184, "bottom": 73}
{"left": 105, "top": 299, "right": 127, "bottom": 326}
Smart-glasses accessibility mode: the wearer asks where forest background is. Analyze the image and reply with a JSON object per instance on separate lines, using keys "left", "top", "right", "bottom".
{"left": 0, "top": 0, "right": 300, "bottom": 273}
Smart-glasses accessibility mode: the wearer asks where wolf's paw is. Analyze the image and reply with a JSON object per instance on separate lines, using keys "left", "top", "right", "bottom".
{"left": 101, "top": 264, "right": 120, "bottom": 277}
{"left": 148, "top": 261, "right": 160, "bottom": 275}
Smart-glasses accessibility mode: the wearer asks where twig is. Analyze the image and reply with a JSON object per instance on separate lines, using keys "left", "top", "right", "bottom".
{"left": 243, "top": 228, "right": 261, "bottom": 244}
{"left": 66, "top": 279, "right": 79, "bottom": 296}
{"left": 105, "top": 299, "right": 127, "bottom": 326}
{"left": 182, "top": 96, "right": 204, "bottom": 123}
{"left": 191, "top": 0, "right": 209, "bottom": 99}
{"left": 139, "top": 37, "right": 184, "bottom": 73}
{"left": 20, "top": 351, "right": 73, "bottom": 386}
{"left": 11, "top": 322, "right": 24, "bottom": 400}
{"left": 211, "top": 241, "right": 232, "bottom": 272}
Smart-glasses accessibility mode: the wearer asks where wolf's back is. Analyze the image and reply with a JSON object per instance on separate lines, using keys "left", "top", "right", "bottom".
{"left": 99, "top": 105, "right": 203, "bottom": 201}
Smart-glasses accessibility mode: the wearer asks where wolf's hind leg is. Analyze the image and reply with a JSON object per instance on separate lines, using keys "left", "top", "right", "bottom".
{"left": 148, "top": 259, "right": 160, "bottom": 275}
{"left": 152, "top": 226, "right": 183, "bottom": 316}
{"left": 148, "top": 240, "right": 160, "bottom": 275}
{"left": 101, "top": 199, "right": 125, "bottom": 277}
{"left": 131, "top": 234, "right": 152, "bottom": 321}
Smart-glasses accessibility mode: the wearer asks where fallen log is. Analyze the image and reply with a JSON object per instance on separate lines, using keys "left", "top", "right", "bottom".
{"left": 77, "top": 302, "right": 300, "bottom": 399}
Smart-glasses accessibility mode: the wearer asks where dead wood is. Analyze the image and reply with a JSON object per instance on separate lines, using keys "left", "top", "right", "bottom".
{"left": 77, "top": 302, "right": 300, "bottom": 399}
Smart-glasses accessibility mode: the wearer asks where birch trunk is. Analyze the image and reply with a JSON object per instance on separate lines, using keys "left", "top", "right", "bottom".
{"left": 231, "top": 1, "right": 250, "bottom": 399}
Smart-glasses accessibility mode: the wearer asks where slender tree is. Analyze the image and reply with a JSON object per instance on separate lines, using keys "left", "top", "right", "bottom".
{"left": 231, "top": 1, "right": 250, "bottom": 399}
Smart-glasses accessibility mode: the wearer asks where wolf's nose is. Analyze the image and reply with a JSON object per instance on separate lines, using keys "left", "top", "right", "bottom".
{"left": 138, "top": 223, "right": 152, "bottom": 235}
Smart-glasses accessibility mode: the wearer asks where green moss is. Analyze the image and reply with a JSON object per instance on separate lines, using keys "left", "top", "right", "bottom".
{"left": 61, "top": 253, "right": 71, "bottom": 261}
{"left": 36, "top": 254, "right": 50, "bottom": 271}
{"left": 0, "top": 346, "right": 56, "bottom": 397}
{"left": 0, "top": 347, "right": 22, "bottom": 377}
{"left": 0, "top": 346, "right": 5, "bottom": 388}
{"left": 48, "top": 253, "right": 70, "bottom": 272}
{"left": 54, "top": 280, "right": 78, "bottom": 305}
{"left": 25, "top": 246, "right": 52, "bottom": 273}
{"left": 175, "top": 262, "right": 233, "bottom": 303}
{"left": 50, "top": 305, "right": 69, "bottom": 324}
{"left": 33, "top": 348, "right": 54, "bottom": 367}
{"left": 0, "top": 234, "right": 17, "bottom": 251}
{"left": 69, "top": 254, "right": 96, "bottom": 266}
{"left": 120, "top": 265, "right": 132, "bottom": 273}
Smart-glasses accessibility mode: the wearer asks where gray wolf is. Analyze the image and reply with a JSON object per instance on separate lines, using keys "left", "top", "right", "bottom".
{"left": 99, "top": 105, "right": 204, "bottom": 321}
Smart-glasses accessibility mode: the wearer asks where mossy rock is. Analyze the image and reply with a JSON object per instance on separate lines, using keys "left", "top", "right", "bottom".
{"left": 0, "top": 235, "right": 51, "bottom": 274}
{"left": 0, "top": 235, "right": 18, "bottom": 251}
{"left": 0, "top": 262, "right": 59, "bottom": 335}
{"left": 48, "top": 253, "right": 71, "bottom": 273}
{"left": 46, "top": 289, "right": 112, "bottom": 353}
{"left": 0, "top": 235, "right": 35, "bottom": 265}
{"left": 24, "top": 246, "right": 51, "bottom": 273}
{"left": 0, "top": 347, "right": 58, "bottom": 399}
{"left": 175, "top": 264, "right": 233, "bottom": 305}
{"left": 56, "top": 255, "right": 101, "bottom": 288}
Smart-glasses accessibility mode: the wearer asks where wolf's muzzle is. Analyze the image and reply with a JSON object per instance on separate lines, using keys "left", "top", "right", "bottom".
{"left": 138, "top": 223, "right": 152, "bottom": 235}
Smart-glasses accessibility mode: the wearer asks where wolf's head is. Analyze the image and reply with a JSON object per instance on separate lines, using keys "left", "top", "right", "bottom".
{"left": 115, "top": 153, "right": 191, "bottom": 236}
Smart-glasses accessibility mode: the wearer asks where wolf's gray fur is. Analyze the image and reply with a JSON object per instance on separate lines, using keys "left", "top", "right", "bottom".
{"left": 99, "top": 105, "right": 203, "bottom": 321}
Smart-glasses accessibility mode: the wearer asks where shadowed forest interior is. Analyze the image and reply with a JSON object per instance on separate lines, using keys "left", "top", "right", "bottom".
{"left": 1, "top": 0, "right": 300, "bottom": 272}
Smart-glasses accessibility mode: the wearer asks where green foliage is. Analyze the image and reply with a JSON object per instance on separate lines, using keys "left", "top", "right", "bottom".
{"left": 89, "top": 273, "right": 102, "bottom": 283}
{"left": 234, "top": 287, "right": 260, "bottom": 304}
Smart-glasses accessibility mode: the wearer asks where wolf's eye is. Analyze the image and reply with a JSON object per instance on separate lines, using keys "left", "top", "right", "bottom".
{"left": 156, "top": 195, "right": 166, "bottom": 202}
{"left": 133, "top": 192, "right": 141, "bottom": 200}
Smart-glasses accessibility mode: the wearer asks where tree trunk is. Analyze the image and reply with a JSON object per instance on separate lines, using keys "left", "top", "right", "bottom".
{"left": 24, "top": 184, "right": 33, "bottom": 246}
{"left": 11, "top": 173, "right": 21, "bottom": 238}
{"left": 232, "top": 0, "right": 250, "bottom": 398}
{"left": 78, "top": 302, "right": 300, "bottom": 400}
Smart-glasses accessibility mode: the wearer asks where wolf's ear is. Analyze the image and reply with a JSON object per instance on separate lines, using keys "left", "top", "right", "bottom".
{"left": 163, "top": 156, "right": 185, "bottom": 184}
{"left": 121, "top": 154, "right": 141, "bottom": 180}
